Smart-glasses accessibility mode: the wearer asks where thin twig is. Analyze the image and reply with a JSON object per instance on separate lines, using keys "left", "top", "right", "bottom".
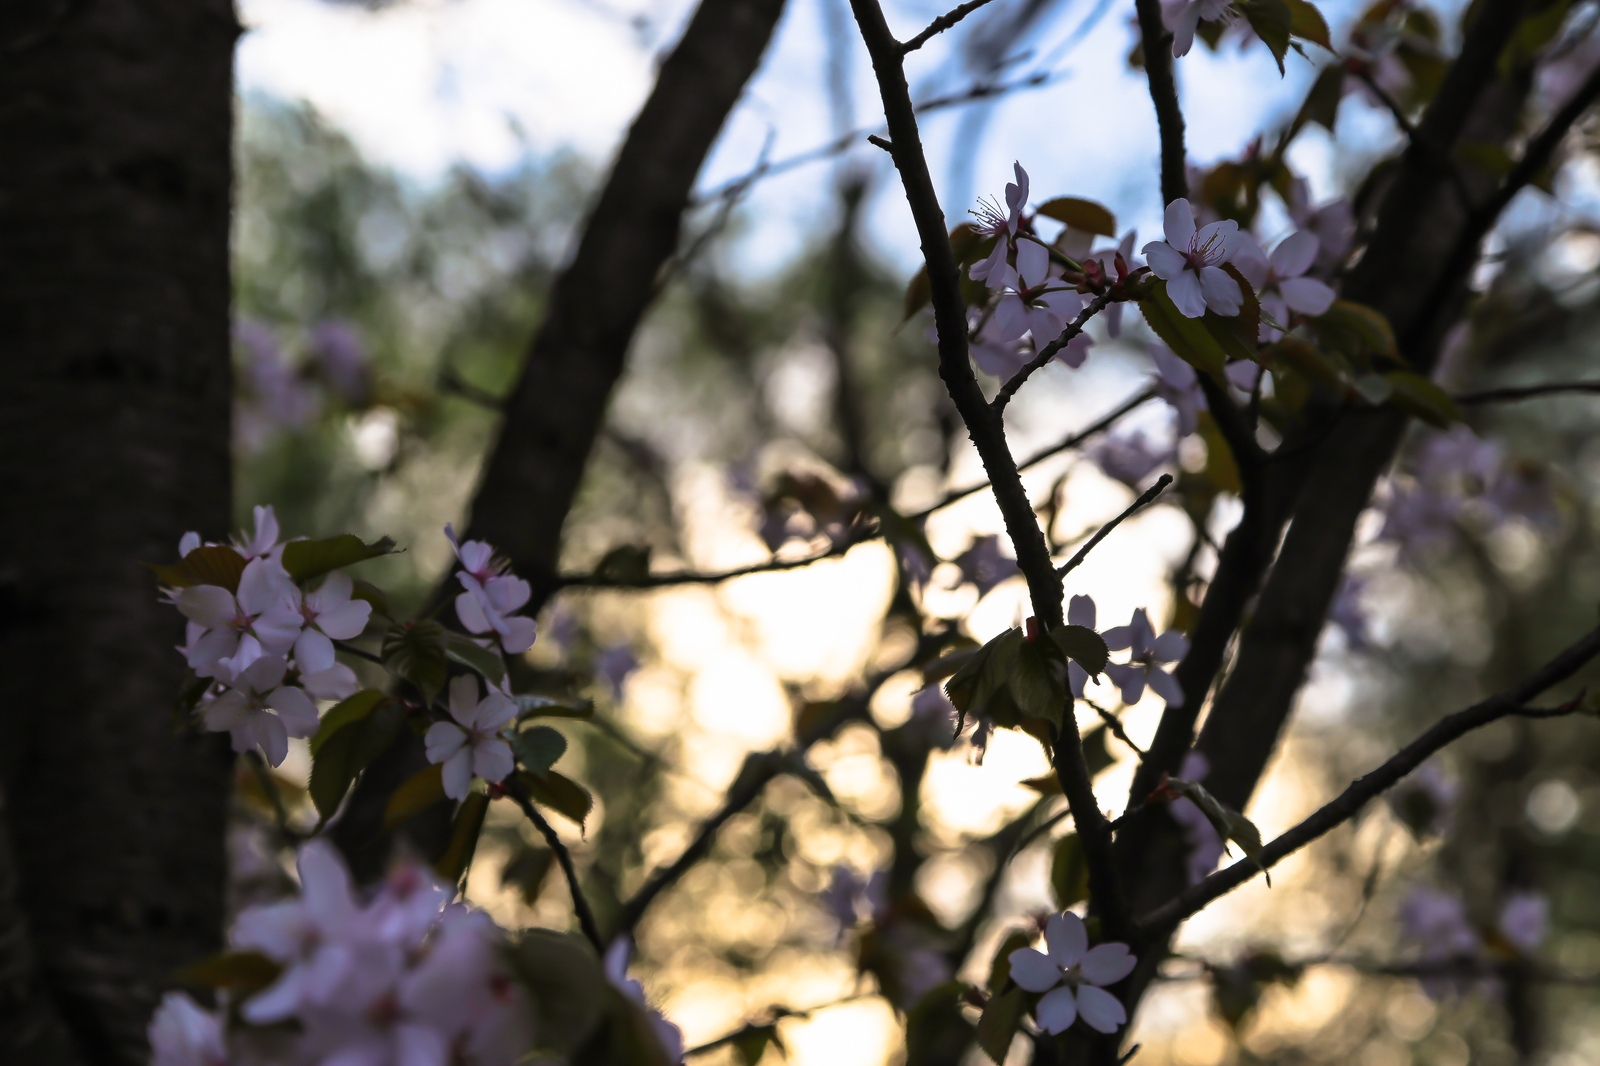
{"left": 901, "top": 0, "right": 999, "bottom": 54}
{"left": 555, "top": 388, "right": 1154, "bottom": 591}
{"left": 505, "top": 776, "right": 605, "bottom": 952}
{"left": 849, "top": 0, "right": 1128, "bottom": 940}
{"left": 1455, "top": 379, "right": 1600, "bottom": 404}
{"left": 1083, "top": 698, "right": 1146, "bottom": 758}
{"left": 1057, "top": 474, "right": 1172, "bottom": 580}
{"left": 1138, "top": 627, "right": 1600, "bottom": 933}
{"left": 992, "top": 290, "right": 1118, "bottom": 412}
{"left": 683, "top": 994, "right": 875, "bottom": 1057}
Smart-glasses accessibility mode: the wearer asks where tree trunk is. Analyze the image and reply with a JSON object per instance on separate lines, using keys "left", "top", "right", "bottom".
{"left": 0, "top": 3, "right": 239, "bottom": 1062}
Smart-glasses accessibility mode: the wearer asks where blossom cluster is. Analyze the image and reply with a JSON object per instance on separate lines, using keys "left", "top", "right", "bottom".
{"left": 169, "top": 507, "right": 371, "bottom": 766}
{"left": 150, "top": 842, "right": 531, "bottom": 1066}
{"left": 1068, "top": 596, "right": 1189, "bottom": 709}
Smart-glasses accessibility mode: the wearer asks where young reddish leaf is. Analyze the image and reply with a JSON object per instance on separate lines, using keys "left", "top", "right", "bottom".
{"left": 281, "top": 534, "right": 397, "bottom": 582}
{"left": 383, "top": 763, "right": 447, "bottom": 830}
{"left": 145, "top": 545, "right": 247, "bottom": 593}
{"left": 1035, "top": 197, "right": 1117, "bottom": 237}
{"left": 311, "top": 689, "right": 388, "bottom": 757}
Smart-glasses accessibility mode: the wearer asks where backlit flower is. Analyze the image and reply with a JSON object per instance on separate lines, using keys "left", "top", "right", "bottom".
{"left": 1103, "top": 608, "right": 1188, "bottom": 706}
{"left": 1143, "top": 199, "right": 1242, "bottom": 318}
{"left": 1009, "top": 911, "right": 1137, "bottom": 1034}
{"left": 424, "top": 675, "right": 517, "bottom": 800}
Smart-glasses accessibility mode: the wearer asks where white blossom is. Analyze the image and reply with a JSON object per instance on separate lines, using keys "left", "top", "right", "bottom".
{"left": 1103, "top": 608, "right": 1188, "bottom": 706}
{"left": 445, "top": 525, "right": 538, "bottom": 655}
{"left": 282, "top": 571, "right": 373, "bottom": 673}
{"left": 176, "top": 557, "right": 303, "bottom": 680}
{"left": 201, "top": 656, "right": 319, "bottom": 767}
{"left": 1233, "top": 230, "right": 1337, "bottom": 340}
{"left": 1142, "top": 199, "right": 1243, "bottom": 319}
{"left": 1008, "top": 912, "right": 1137, "bottom": 1034}
{"left": 1167, "top": 0, "right": 1234, "bottom": 57}
{"left": 148, "top": 991, "right": 228, "bottom": 1066}
{"left": 424, "top": 675, "right": 517, "bottom": 800}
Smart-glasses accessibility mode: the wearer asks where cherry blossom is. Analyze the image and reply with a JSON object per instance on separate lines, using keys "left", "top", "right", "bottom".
{"left": 1285, "top": 180, "right": 1355, "bottom": 278}
{"left": 1103, "top": 608, "right": 1188, "bottom": 706}
{"left": 148, "top": 991, "right": 228, "bottom": 1066}
{"left": 201, "top": 656, "right": 320, "bottom": 767}
{"left": 821, "top": 865, "right": 888, "bottom": 940}
{"left": 1008, "top": 911, "right": 1137, "bottom": 1034}
{"left": 400, "top": 907, "right": 533, "bottom": 1065}
{"left": 233, "top": 840, "right": 364, "bottom": 1023}
{"left": 1498, "top": 891, "right": 1548, "bottom": 955}
{"left": 1087, "top": 230, "right": 1138, "bottom": 337}
{"left": 1398, "top": 885, "right": 1485, "bottom": 999}
{"left": 445, "top": 525, "right": 538, "bottom": 655}
{"left": 176, "top": 557, "right": 303, "bottom": 680}
{"left": 1143, "top": 199, "right": 1243, "bottom": 318}
{"left": 1166, "top": 0, "right": 1234, "bottom": 58}
{"left": 605, "top": 939, "right": 685, "bottom": 1063}
{"left": 1233, "top": 230, "right": 1337, "bottom": 340}
{"left": 969, "top": 162, "right": 1031, "bottom": 289}
{"left": 282, "top": 571, "right": 373, "bottom": 673}
{"left": 954, "top": 534, "right": 1019, "bottom": 597}
{"left": 424, "top": 675, "right": 517, "bottom": 801}
{"left": 234, "top": 504, "right": 284, "bottom": 561}
{"left": 993, "top": 239, "right": 1085, "bottom": 346}
{"left": 1092, "top": 433, "right": 1173, "bottom": 488}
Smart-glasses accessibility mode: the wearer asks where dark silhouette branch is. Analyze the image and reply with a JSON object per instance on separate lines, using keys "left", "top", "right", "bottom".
{"left": 1058, "top": 474, "right": 1173, "bottom": 580}
{"left": 1140, "top": 626, "right": 1600, "bottom": 933}
{"left": 901, "top": 0, "right": 1000, "bottom": 54}
{"left": 1133, "top": 0, "right": 1188, "bottom": 204}
{"left": 992, "top": 290, "right": 1119, "bottom": 412}
{"left": 1456, "top": 379, "right": 1600, "bottom": 404}
{"left": 505, "top": 777, "right": 605, "bottom": 953}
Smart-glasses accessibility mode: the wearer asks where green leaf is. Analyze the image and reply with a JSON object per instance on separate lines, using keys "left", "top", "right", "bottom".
{"left": 1008, "top": 637, "right": 1066, "bottom": 727}
{"left": 1035, "top": 196, "right": 1116, "bottom": 236}
{"left": 1455, "top": 140, "right": 1515, "bottom": 180}
{"left": 1239, "top": 0, "right": 1292, "bottom": 73}
{"left": 1050, "top": 832, "right": 1090, "bottom": 910}
{"left": 513, "top": 693, "right": 595, "bottom": 720}
{"left": 1138, "top": 282, "right": 1230, "bottom": 377}
{"left": 145, "top": 545, "right": 246, "bottom": 593}
{"left": 310, "top": 690, "right": 388, "bottom": 757}
{"left": 176, "top": 950, "right": 282, "bottom": 993}
{"left": 383, "top": 763, "right": 448, "bottom": 830}
{"left": 512, "top": 725, "right": 568, "bottom": 777}
{"left": 444, "top": 631, "right": 506, "bottom": 686}
{"left": 1382, "top": 371, "right": 1463, "bottom": 427}
{"left": 1168, "top": 777, "right": 1271, "bottom": 885}
{"left": 977, "top": 987, "right": 1026, "bottom": 1064}
{"left": 1285, "top": 0, "right": 1331, "bottom": 48}
{"left": 1499, "top": 0, "right": 1569, "bottom": 74}
{"left": 519, "top": 769, "right": 593, "bottom": 827}
{"left": 1309, "top": 300, "right": 1398, "bottom": 362}
{"left": 903, "top": 265, "right": 932, "bottom": 323}
{"left": 504, "top": 930, "right": 609, "bottom": 1055}
{"left": 988, "top": 931, "right": 1032, "bottom": 994}
{"left": 280, "top": 534, "right": 397, "bottom": 582}
{"left": 434, "top": 791, "right": 491, "bottom": 884}
{"left": 309, "top": 697, "right": 403, "bottom": 822}
{"left": 382, "top": 620, "right": 449, "bottom": 705}
{"left": 1291, "top": 64, "right": 1344, "bottom": 135}
{"left": 501, "top": 845, "right": 556, "bottom": 905}
{"left": 1049, "top": 624, "right": 1109, "bottom": 675}
{"left": 593, "top": 544, "right": 652, "bottom": 583}
{"left": 351, "top": 579, "right": 391, "bottom": 617}
{"left": 732, "top": 1025, "right": 784, "bottom": 1066}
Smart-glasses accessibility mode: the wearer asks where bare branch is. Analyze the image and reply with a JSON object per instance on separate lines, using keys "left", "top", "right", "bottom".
{"left": 504, "top": 776, "right": 606, "bottom": 952}
{"left": 1455, "top": 379, "right": 1600, "bottom": 404}
{"left": 1057, "top": 474, "right": 1173, "bottom": 580}
{"left": 1139, "top": 626, "right": 1600, "bottom": 934}
{"left": 1084, "top": 698, "right": 1146, "bottom": 759}
{"left": 991, "top": 290, "right": 1118, "bottom": 412}
{"left": 1133, "top": 0, "right": 1187, "bottom": 204}
{"left": 901, "top": 0, "right": 999, "bottom": 54}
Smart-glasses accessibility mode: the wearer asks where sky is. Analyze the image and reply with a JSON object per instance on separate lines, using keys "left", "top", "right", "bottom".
{"left": 234, "top": 0, "right": 1391, "bottom": 277}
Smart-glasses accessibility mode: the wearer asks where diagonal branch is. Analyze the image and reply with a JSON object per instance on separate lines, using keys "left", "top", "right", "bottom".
{"left": 1058, "top": 473, "right": 1172, "bottom": 580}
{"left": 901, "top": 0, "right": 999, "bottom": 54}
{"left": 1133, "top": 0, "right": 1187, "bottom": 204}
{"left": 1139, "top": 626, "right": 1600, "bottom": 933}
{"left": 505, "top": 776, "right": 605, "bottom": 952}
{"left": 992, "top": 290, "right": 1118, "bottom": 412}
{"left": 847, "top": 0, "right": 1128, "bottom": 941}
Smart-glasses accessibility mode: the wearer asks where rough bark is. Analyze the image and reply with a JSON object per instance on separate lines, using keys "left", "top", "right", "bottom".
{"left": 0, "top": 3, "right": 239, "bottom": 1062}
{"left": 461, "top": 0, "right": 788, "bottom": 609}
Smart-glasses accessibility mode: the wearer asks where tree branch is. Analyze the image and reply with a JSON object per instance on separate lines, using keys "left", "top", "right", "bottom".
{"left": 1139, "top": 626, "right": 1600, "bottom": 933}
{"left": 992, "top": 290, "right": 1118, "bottom": 412}
{"left": 1133, "top": 0, "right": 1187, "bottom": 204}
{"left": 1058, "top": 474, "right": 1172, "bottom": 580}
{"left": 848, "top": 0, "right": 1127, "bottom": 939}
{"left": 901, "top": 0, "right": 998, "bottom": 54}
{"left": 504, "top": 776, "right": 605, "bottom": 952}
{"left": 1456, "top": 379, "right": 1600, "bottom": 404}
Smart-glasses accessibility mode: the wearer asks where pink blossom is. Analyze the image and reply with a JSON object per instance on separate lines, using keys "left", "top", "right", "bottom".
{"left": 1103, "top": 608, "right": 1188, "bottom": 706}
{"left": 282, "top": 571, "right": 373, "bottom": 674}
{"left": 1150, "top": 343, "right": 1206, "bottom": 436}
{"left": 993, "top": 238, "right": 1085, "bottom": 346}
{"left": 1143, "top": 200, "right": 1243, "bottom": 318}
{"left": 1285, "top": 180, "right": 1355, "bottom": 278}
{"left": 1233, "top": 230, "right": 1337, "bottom": 340}
{"left": 201, "top": 656, "right": 319, "bottom": 767}
{"left": 234, "top": 505, "right": 284, "bottom": 561}
{"left": 424, "top": 675, "right": 517, "bottom": 800}
{"left": 148, "top": 992, "right": 228, "bottom": 1066}
{"left": 1166, "top": 0, "right": 1233, "bottom": 58}
{"left": 176, "top": 556, "right": 303, "bottom": 680}
{"left": 1008, "top": 911, "right": 1136, "bottom": 1034}
{"left": 1498, "top": 891, "right": 1548, "bottom": 955}
{"left": 445, "top": 525, "right": 538, "bottom": 655}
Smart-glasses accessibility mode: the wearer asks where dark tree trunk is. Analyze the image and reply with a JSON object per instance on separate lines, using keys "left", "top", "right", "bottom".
{"left": 0, "top": 3, "right": 239, "bottom": 1063}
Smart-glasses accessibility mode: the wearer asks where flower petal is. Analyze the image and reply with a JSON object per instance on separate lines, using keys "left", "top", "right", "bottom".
{"left": 294, "top": 627, "right": 336, "bottom": 674}
{"left": 1151, "top": 629, "right": 1190, "bottom": 662}
{"left": 1104, "top": 663, "right": 1145, "bottom": 705}
{"left": 455, "top": 587, "right": 491, "bottom": 635}
{"left": 441, "top": 748, "right": 474, "bottom": 802}
{"left": 1045, "top": 911, "right": 1088, "bottom": 969}
{"left": 424, "top": 721, "right": 468, "bottom": 765}
{"left": 1142, "top": 241, "right": 1187, "bottom": 281}
{"left": 314, "top": 599, "right": 372, "bottom": 641}
{"left": 300, "top": 663, "right": 359, "bottom": 702}
{"left": 1067, "top": 594, "right": 1096, "bottom": 630}
{"left": 177, "top": 586, "right": 237, "bottom": 629}
{"left": 1075, "top": 984, "right": 1128, "bottom": 1034}
{"left": 1167, "top": 269, "right": 1206, "bottom": 318}
{"left": 1270, "top": 229, "right": 1319, "bottom": 277}
{"left": 1279, "top": 275, "right": 1337, "bottom": 317}
{"left": 267, "top": 686, "right": 320, "bottom": 737}
{"left": 255, "top": 713, "right": 290, "bottom": 767}
{"left": 1163, "top": 199, "right": 1197, "bottom": 248}
{"left": 448, "top": 674, "right": 480, "bottom": 727}
{"left": 1197, "top": 265, "right": 1243, "bottom": 317}
{"left": 1008, "top": 948, "right": 1062, "bottom": 993}
{"left": 1080, "top": 943, "right": 1138, "bottom": 985}
{"left": 1146, "top": 666, "right": 1186, "bottom": 707}
{"left": 298, "top": 840, "right": 357, "bottom": 930}
{"left": 472, "top": 737, "right": 514, "bottom": 786}
{"left": 497, "top": 615, "right": 538, "bottom": 656}
{"left": 1035, "top": 985, "right": 1078, "bottom": 1034}
{"left": 1015, "top": 239, "right": 1049, "bottom": 288}
{"left": 236, "top": 557, "right": 295, "bottom": 615}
